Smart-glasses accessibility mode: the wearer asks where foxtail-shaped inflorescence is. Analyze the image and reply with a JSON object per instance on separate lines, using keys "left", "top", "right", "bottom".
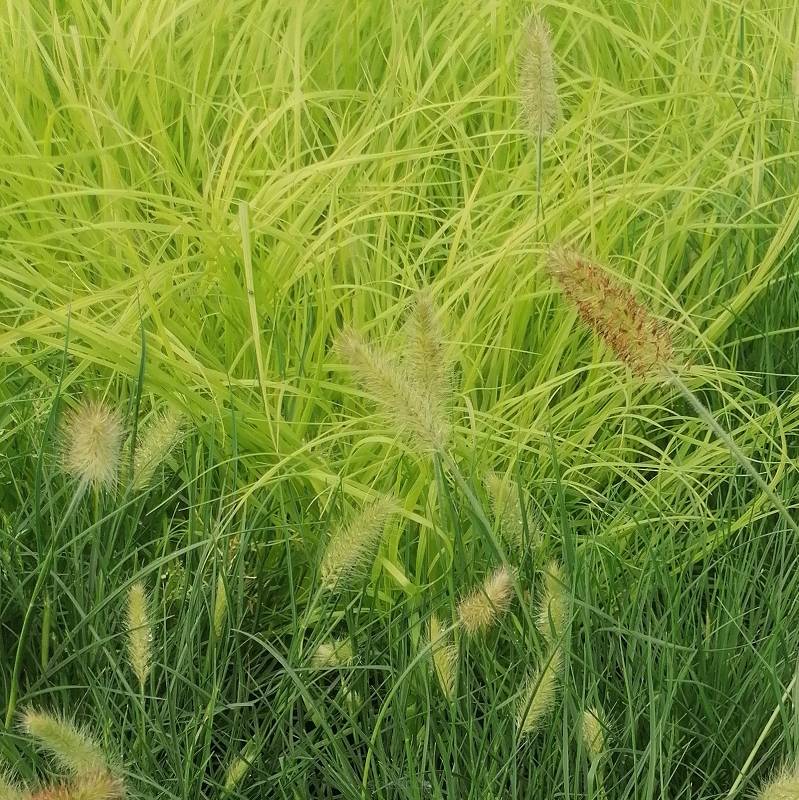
{"left": 126, "top": 581, "right": 152, "bottom": 691}
{"left": 457, "top": 565, "right": 515, "bottom": 635}
{"left": 319, "top": 497, "right": 394, "bottom": 590}
{"left": 337, "top": 327, "right": 450, "bottom": 455}
{"left": 516, "top": 647, "right": 563, "bottom": 737}
{"left": 61, "top": 400, "right": 123, "bottom": 490}
{"left": 519, "top": 13, "right": 560, "bottom": 138}
{"left": 17, "top": 711, "right": 124, "bottom": 800}
{"left": 484, "top": 471, "right": 531, "bottom": 553}
{"left": 310, "top": 638, "right": 354, "bottom": 668}
{"left": 536, "top": 560, "right": 569, "bottom": 646}
{"left": 428, "top": 613, "right": 457, "bottom": 700}
{"left": 581, "top": 706, "right": 606, "bottom": 760}
{"left": 548, "top": 246, "right": 674, "bottom": 377}
{"left": 132, "top": 408, "right": 184, "bottom": 490}
{"left": 756, "top": 766, "right": 799, "bottom": 800}
{"left": 213, "top": 574, "right": 228, "bottom": 638}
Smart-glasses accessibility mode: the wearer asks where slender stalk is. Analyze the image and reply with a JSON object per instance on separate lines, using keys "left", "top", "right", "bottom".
{"left": 5, "top": 483, "right": 86, "bottom": 728}
{"left": 665, "top": 368, "right": 799, "bottom": 538}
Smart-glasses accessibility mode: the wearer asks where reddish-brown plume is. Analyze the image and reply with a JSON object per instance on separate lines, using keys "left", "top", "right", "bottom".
{"left": 548, "top": 247, "right": 673, "bottom": 376}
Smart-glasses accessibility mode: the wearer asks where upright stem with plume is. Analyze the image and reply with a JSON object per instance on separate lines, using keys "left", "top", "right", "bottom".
{"left": 548, "top": 246, "right": 799, "bottom": 538}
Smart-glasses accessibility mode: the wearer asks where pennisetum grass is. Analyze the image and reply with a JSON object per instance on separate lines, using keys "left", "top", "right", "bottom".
{"left": 516, "top": 647, "right": 563, "bottom": 737}
{"left": 428, "top": 613, "right": 457, "bottom": 700}
{"left": 310, "top": 638, "right": 354, "bottom": 668}
{"left": 131, "top": 408, "right": 184, "bottom": 490}
{"left": 548, "top": 245, "right": 799, "bottom": 539}
{"left": 536, "top": 560, "right": 569, "bottom": 646}
{"left": 484, "top": 471, "right": 530, "bottom": 553}
{"left": 126, "top": 581, "right": 152, "bottom": 692}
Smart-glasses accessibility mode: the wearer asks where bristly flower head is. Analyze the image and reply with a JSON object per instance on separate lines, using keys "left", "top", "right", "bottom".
{"left": 61, "top": 400, "right": 123, "bottom": 489}
{"left": 548, "top": 246, "right": 674, "bottom": 377}
{"left": 516, "top": 647, "right": 563, "bottom": 736}
{"left": 310, "top": 638, "right": 354, "bottom": 668}
{"left": 536, "top": 560, "right": 569, "bottom": 645}
{"left": 484, "top": 471, "right": 531, "bottom": 552}
{"left": 337, "top": 328, "right": 450, "bottom": 455}
{"left": 581, "top": 707, "right": 606, "bottom": 760}
{"left": 519, "top": 13, "right": 560, "bottom": 138}
{"left": 21, "top": 711, "right": 108, "bottom": 776}
{"left": 757, "top": 766, "right": 799, "bottom": 800}
{"left": 126, "top": 582, "right": 152, "bottom": 690}
{"left": 428, "top": 613, "right": 457, "bottom": 700}
{"left": 132, "top": 408, "right": 184, "bottom": 490}
{"left": 458, "top": 565, "right": 515, "bottom": 635}
{"left": 319, "top": 497, "right": 394, "bottom": 590}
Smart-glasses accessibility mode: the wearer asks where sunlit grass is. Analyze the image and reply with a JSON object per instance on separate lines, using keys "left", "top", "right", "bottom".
{"left": 1, "top": 0, "right": 799, "bottom": 798}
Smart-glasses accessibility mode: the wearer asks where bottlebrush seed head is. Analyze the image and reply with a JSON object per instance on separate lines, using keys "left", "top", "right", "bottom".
{"left": 581, "top": 707, "right": 606, "bottom": 760}
{"left": 61, "top": 400, "right": 123, "bottom": 489}
{"left": 21, "top": 711, "right": 108, "bottom": 776}
{"left": 548, "top": 246, "right": 674, "bottom": 377}
{"left": 428, "top": 613, "right": 457, "bottom": 700}
{"left": 757, "top": 767, "right": 799, "bottom": 800}
{"left": 457, "top": 565, "right": 515, "bottom": 635}
{"left": 132, "top": 409, "right": 184, "bottom": 490}
{"left": 310, "top": 638, "right": 354, "bottom": 668}
{"left": 319, "top": 497, "right": 394, "bottom": 590}
{"left": 536, "top": 560, "right": 569, "bottom": 645}
{"left": 519, "top": 13, "right": 560, "bottom": 138}
{"left": 516, "top": 647, "right": 563, "bottom": 736}
{"left": 126, "top": 582, "right": 152, "bottom": 690}
{"left": 337, "top": 327, "right": 449, "bottom": 455}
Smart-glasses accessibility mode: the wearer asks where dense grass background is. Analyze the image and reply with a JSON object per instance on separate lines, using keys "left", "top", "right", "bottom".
{"left": 2, "top": 0, "right": 799, "bottom": 797}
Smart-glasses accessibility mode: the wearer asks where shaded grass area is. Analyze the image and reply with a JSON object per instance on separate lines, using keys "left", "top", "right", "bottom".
{"left": 1, "top": 0, "right": 799, "bottom": 797}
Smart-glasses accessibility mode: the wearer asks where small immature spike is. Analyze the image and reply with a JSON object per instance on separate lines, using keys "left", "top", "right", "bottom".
{"left": 213, "top": 574, "right": 228, "bottom": 637}
{"left": 310, "top": 638, "right": 354, "bottom": 668}
{"left": 428, "top": 614, "right": 457, "bottom": 700}
{"left": 61, "top": 400, "right": 123, "bottom": 489}
{"left": 337, "top": 328, "right": 449, "bottom": 454}
{"left": 548, "top": 247, "right": 674, "bottom": 377}
{"left": 126, "top": 582, "right": 152, "bottom": 690}
{"left": 457, "top": 566, "right": 515, "bottom": 635}
{"left": 536, "top": 561, "right": 569, "bottom": 645}
{"left": 484, "top": 472, "right": 530, "bottom": 552}
{"left": 21, "top": 711, "right": 108, "bottom": 776}
{"left": 581, "top": 707, "right": 606, "bottom": 760}
{"left": 132, "top": 409, "right": 184, "bottom": 490}
{"left": 516, "top": 648, "right": 563, "bottom": 736}
{"left": 319, "top": 497, "right": 394, "bottom": 590}
{"left": 519, "top": 14, "right": 560, "bottom": 138}
{"left": 404, "top": 290, "right": 451, "bottom": 414}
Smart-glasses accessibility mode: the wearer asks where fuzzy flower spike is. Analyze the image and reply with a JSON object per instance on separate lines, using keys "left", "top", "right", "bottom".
{"left": 61, "top": 400, "right": 123, "bottom": 489}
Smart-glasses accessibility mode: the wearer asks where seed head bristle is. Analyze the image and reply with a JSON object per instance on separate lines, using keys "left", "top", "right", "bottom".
{"left": 0, "top": 768, "right": 23, "bottom": 800}
{"left": 428, "top": 613, "right": 457, "bottom": 700}
{"left": 581, "top": 707, "right": 606, "bottom": 760}
{"left": 132, "top": 409, "right": 184, "bottom": 490}
{"left": 484, "top": 472, "right": 531, "bottom": 552}
{"left": 337, "top": 327, "right": 449, "bottom": 454}
{"left": 310, "top": 637, "right": 355, "bottom": 668}
{"left": 319, "top": 497, "right": 394, "bottom": 590}
{"left": 403, "top": 289, "right": 452, "bottom": 418}
{"left": 21, "top": 711, "right": 108, "bottom": 776}
{"left": 213, "top": 574, "right": 228, "bottom": 637}
{"left": 519, "top": 13, "right": 560, "bottom": 138}
{"left": 457, "top": 565, "right": 515, "bottom": 635}
{"left": 70, "top": 772, "right": 125, "bottom": 800}
{"left": 548, "top": 247, "right": 674, "bottom": 377}
{"left": 61, "top": 400, "right": 123, "bottom": 489}
{"left": 536, "top": 560, "right": 569, "bottom": 645}
{"left": 757, "top": 767, "right": 799, "bottom": 800}
{"left": 516, "top": 648, "right": 563, "bottom": 736}
{"left": 126, "top": 581, "right": 152, "bottom": 690}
